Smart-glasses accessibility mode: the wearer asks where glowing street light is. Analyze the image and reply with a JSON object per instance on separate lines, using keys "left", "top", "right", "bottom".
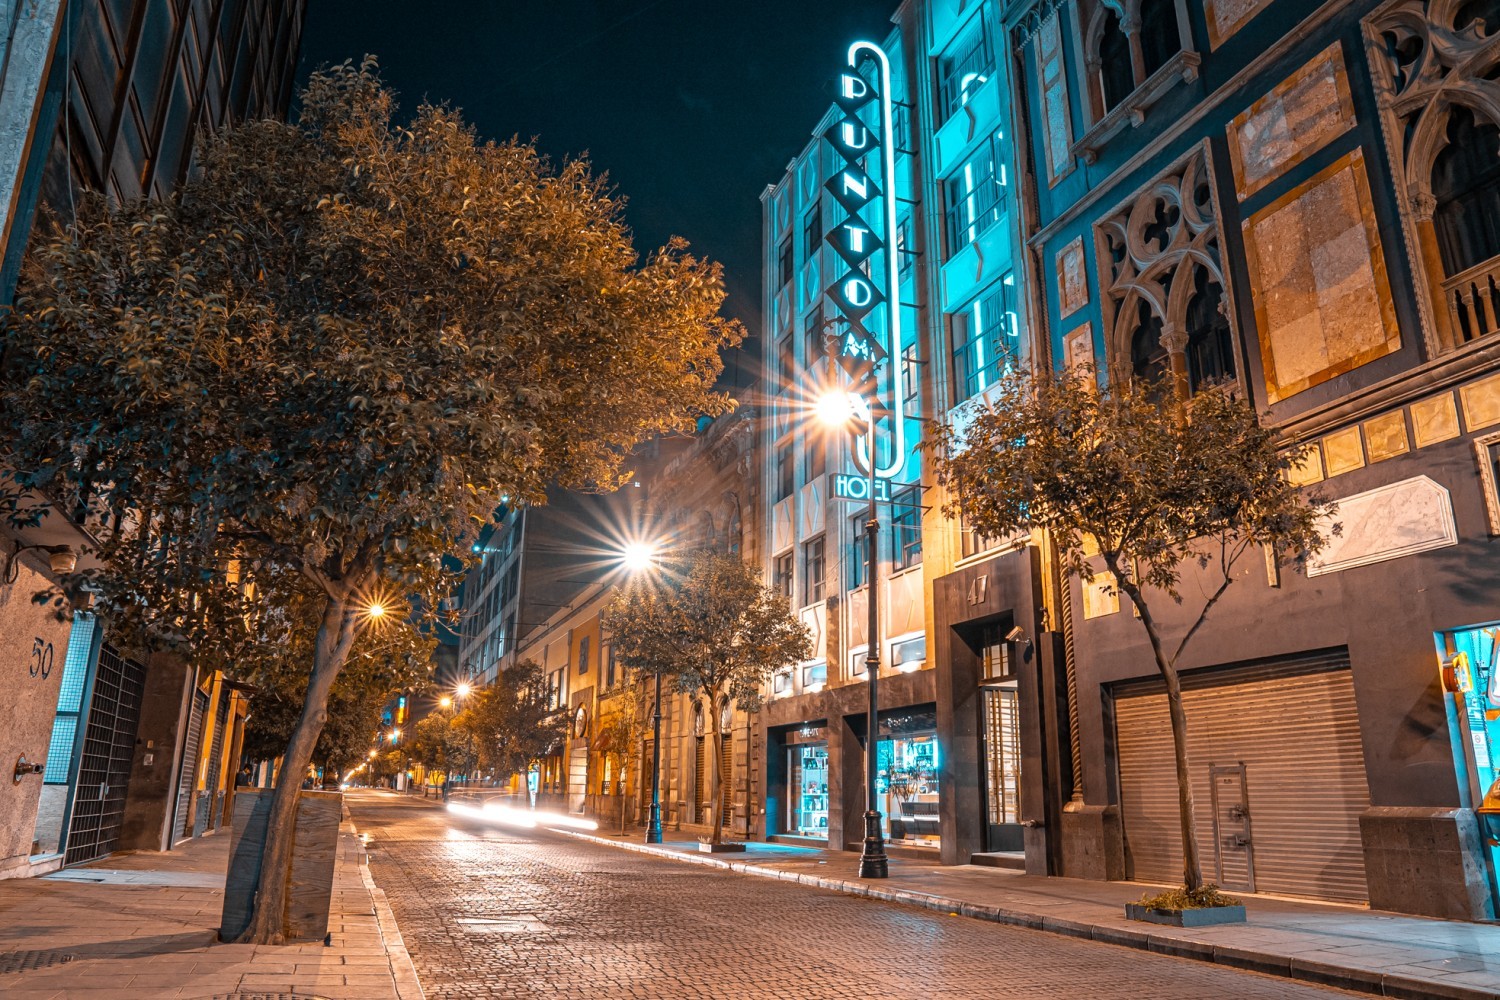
{"left": 439, "top": 695, "right": 453, "bottom": 709}
{"left": 389, "top": 728, "right": 401, "bottom": 742}
{"left": 620, "top": 541, "right": 657, "bottom": 573}
{"left": 366, "top": 602, "right": 387, "bottom": 620}
{"left": 368, "top": 750, "right": 378, "bottom": 760}
{"left": 455, "top": 681, "right": 474, "bottom": 700}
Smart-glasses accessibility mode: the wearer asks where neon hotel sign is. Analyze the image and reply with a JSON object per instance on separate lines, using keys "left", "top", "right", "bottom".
{"left": 824, "top": 42, "right": 909, "bottom": 496}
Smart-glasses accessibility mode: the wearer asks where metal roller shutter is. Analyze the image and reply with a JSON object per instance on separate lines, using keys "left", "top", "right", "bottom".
{"left": 719, "top": 736, "right": 734, "bottom": 828}
{"left": 174, "top": 690, "right": 208, "bottom": 842}
{"left": 1114, "top": 650, "right": 1370, "bottom": 903}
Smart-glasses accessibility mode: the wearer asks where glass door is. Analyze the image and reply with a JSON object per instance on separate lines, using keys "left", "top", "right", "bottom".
{"left": 982, "top": 684, "right": 1023, "bottom": 852}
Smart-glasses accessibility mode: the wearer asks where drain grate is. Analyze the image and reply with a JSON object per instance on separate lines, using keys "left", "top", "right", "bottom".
{"left": 0, "top": 950, "right": 76, "bottom": 973}
{"left": 456, "top": 915, "right": 547, "bottom": 933}
{"left": 193, "top": 994, "right": 332, "bottom": 1000}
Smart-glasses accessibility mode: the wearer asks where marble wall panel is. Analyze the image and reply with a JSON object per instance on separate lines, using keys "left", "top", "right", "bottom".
{"left": 1037, "top": 8, "right": 1072, "bottom": 184}
{"left": 1307, "top": 476, "right": 1458, "bottom": 576}
{"left": 1227, "top": 44, "right": 1354, "bottom": 200}
{"left": 1411, "top": 393, "right": 1461, "bottom": 447}
{"left": 1324, "top": 425, "right": 1365, "bottom": 477}
{"left": 1058, "top": 236, "right": 1088, "bottom": 317}
{"left": 1205, "top": 0, "right": 1276, "bottom": 49}
{"left": 1460, "top": 372, "right": 1500, "bottom": 431}
{"left": 1243, "top": 150, "right": 1400, "bottom": 403}
{"left": 1363, "top": 410, "right": 1410, "bottom": 463}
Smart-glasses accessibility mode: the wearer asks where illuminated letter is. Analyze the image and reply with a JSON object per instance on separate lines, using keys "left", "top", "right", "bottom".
{"left": 841, "top": 223, "right": 870, "bottom": 253}
{"left": 839, "top": 121, "right": 871, "bottom": 151}
{"left": 843, "top": 276, "right": 874, "bottom": 308}
{"left": 839, "top": 73, "right": 869, "bottom": 102}
{"left": 840, "top": 171, "right": 870, "bottom": 202}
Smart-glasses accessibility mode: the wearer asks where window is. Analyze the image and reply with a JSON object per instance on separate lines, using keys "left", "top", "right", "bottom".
{"left": 804, "top": 434, "right": 825, "bottom": 482}
{"left": 1139, "top": 0, "right": 1183, "bottom": 80}
{"left": 1099, "top": 11, "right": 1133, "bottom": 113}
{"left": 937, "top": 19, "right": 993, "bottom": 122}
{"left": 804, "top": 306, "right": 826, "bottom": 365}
{"left": 773, "top": 551, "right": 794, "bottom": 600}
{"left": 803, "top": 204, "right": 822, "bottom": 258}
{"left": 945, "top": 134, "right": 1007, "bottom": 254}
{"left": 778, "top": 236, "right": 794, "bottom": 287}
{"left": 951, "top": 274, "right": 1020, "bottom": 401}
{"left": 1130, "top": 299, "right": 1169, "bottom": 386}
{"left": 802, "top": 536, "right": 826, "bottom": 606}
{"left": 605, "top": 644, "right": 617, "bottom": 689}
{"left": 897, "top": 216, "right": 914, "bottom": 280}
{"left": 773, "top": 671, "right": 792, "bottom": 695}
{"left": 777, "top": 334, "right": 794, "bottom": 377}
{"left": 1433, "top": 107, "right": 1500, "bottom": 280}
{"left": 776, "top": 441, "right": 795, "bottom": 501}
{"left": 802, "top": 662, "right": 828, "bottom": 689}
{"left": 1090, "top": 0, "right": 1184, "bottom": 119}
{"left": 979, "top": 623, "right": 1011, "bottom": 680}
{"left": 901, "top": 343, "right": 920, "bottom": 406}
{"left": 1184, "top": 266, "right": 1234, "bottom": 391}
{"left": 577, "top": 636, "right": 590, "bottom": 675}
{"left": 847, "top": 512, "right": 868, "bottom": 591}
{"left": 891, "top": 487, "right": 923, "bottom": 570}
{"left": 960, "top": 507, "right": 1003, "bottom": 559}
{"left": 891, "top": 635, "right": 926, "bottom": 671}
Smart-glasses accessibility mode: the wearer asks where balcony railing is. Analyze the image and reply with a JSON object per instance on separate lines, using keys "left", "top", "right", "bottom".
{"left": 1443, "top": 256, "right": 1500, "bottom": 345}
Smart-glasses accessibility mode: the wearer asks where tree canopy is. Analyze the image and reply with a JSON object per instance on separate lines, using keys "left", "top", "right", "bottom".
{"left": 931, "top": 365, "right": 1335, "bottom": 892}
{"left": 457, "top": 661, "right": 566, "bottom": 781}
{"left": 604, "top": 551, "right": 811, "bottom": 842}
{"left": 0, "top": 57, "right": 740, "bottom": 942}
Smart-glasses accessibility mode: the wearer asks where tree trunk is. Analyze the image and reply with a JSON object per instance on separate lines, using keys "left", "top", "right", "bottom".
{"left": 232, "top": 594, "right": 358, "bottom": 944}
{"left": 1112, "top": 570, "right": 1204, "bottom": 893}
{"left": 709, "top": 694, "right": 724, "bottom": 846}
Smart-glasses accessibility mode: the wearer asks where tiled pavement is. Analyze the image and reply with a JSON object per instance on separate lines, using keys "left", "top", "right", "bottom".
{"left": 350, "top": 791, "right": 1367, "bottom": 1000}
{"left": 0, "top": 806, "right": 422, "bottom": 1000}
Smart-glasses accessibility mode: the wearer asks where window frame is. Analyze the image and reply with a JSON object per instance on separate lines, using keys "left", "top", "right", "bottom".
{"left": 801, "top": 535, "right": 827, "bottom": 606}
{"left": 936, "top": 17, "right": 994, "bottom": 123}
{"left": 951, "top": 272, "right": 1021, "bottom": 403}
{"left": 944, "top": 133, "right": 1008, "bottom": 256}
{"left": 891, "top": 487, "right": 923, "bottom": 571}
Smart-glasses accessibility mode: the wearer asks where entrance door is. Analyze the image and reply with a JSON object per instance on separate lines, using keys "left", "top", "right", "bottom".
{"left": 63, "top": 645, "right": 146, "bottom": 866}
{"left": 567, "top": 744, "right": 588, "bottom": 815}
{"left": 982, "top": 686, "right": 1023, "bottom": 852}
{"left": 1209, "top": 764, "right": 1255, "bottom": 892}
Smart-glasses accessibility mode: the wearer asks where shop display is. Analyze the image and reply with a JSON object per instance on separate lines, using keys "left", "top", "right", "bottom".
{"left": 878, "top": 731, "right": 940, "bottom": 847}
{"left": 790, "top": 744, "right": 828, "bottom": 838}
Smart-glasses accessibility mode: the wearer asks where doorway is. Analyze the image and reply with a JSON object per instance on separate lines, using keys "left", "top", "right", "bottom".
{"left": 982, "top": 684, "right": 1023, "bottom": 852}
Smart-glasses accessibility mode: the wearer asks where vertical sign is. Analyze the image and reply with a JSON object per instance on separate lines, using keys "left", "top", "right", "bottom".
{"left": 821, "top": 44, "right": 908, "bottom": 481}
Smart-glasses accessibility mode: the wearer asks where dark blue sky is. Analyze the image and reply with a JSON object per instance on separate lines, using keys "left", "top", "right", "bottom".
{"left": 297, "top": 0, "right": 898, "bottom": 386}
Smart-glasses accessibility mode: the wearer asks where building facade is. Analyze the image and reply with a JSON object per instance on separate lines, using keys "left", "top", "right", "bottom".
{"left": 999, "top": 0, "right": 1500, "bottom": 919}
{"left": 0, "top": 0, "right": 304, "bottom": 878}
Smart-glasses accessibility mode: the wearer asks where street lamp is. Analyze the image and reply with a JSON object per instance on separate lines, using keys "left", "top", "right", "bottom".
{"left": 455, "top": 681, "right": 474, "bottom": 700}
{"left": 817, "top": 389, "right": 889, "bottom": 880}
{"left": 439, "top": 695, "right": 453, "bottom": 710}
{"left": 619, "top": 540, "right": 665, "bottom": 845}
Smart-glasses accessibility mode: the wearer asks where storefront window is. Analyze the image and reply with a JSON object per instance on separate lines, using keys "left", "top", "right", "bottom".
{"left": 876, "top": 710, "right": 940, "bottom": 848}
{"left": 788, "top": 730, "right": 829, "bottom": 839}
{"left": 1439, "top": 623, "right": 1500, "bottom": 906}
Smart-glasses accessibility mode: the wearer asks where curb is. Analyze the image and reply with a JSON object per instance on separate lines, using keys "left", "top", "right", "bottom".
{"left": 557, "top": 829, "right": 1495, "bottom": 1000}
{"left": 344, "top": 812, "right": 425, "bottom": 1000}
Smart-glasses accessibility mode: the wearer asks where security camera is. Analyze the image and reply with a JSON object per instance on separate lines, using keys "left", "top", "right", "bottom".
{"left": 1005, "top": 626, "right": 1027, "bottom": 643}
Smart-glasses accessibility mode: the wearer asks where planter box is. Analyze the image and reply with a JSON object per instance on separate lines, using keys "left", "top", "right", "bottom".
{"left": 698, "top": 841, "right": 747, "bottom": 853}
{"left": 220, "top": 789, "right": 342, "bottom": 942}
{"left": 1124, "top": 902, "right": 1246, "bottom": 927}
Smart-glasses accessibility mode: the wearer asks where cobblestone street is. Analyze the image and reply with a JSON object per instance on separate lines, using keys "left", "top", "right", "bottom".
{"left": 347, "top": 792, "right": 1360, "bottom": 1000}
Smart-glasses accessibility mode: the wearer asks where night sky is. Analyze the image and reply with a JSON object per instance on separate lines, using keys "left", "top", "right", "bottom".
{"left": 297, "top": 0, "right": 898, "bottom": 387}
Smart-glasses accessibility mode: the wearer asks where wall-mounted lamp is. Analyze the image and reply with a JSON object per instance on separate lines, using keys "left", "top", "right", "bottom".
{"left": 1, "top": 541, "right": 77, "bottom": 585}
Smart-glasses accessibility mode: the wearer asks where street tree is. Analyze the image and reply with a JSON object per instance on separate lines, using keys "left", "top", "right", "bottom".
{"left": 604, "top": 551, "right": 812, "bottom": 845}
{"left": 931, "top": 365, "right": 1334, "bottom": 893}
{"left": 410, "top": 706, "right": 478, "bottom": 782}
{"left": 0, "top": 59, "right": 737, "bottom": 942}
{"left": 455, "top": 661, "right": 567, "bottom": 782}
{"left": 591, "top": 673, "right": 649, "bottom": 833}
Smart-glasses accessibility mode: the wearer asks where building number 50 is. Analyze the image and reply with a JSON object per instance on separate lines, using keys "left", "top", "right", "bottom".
{"left": 30, "top": 637, "right": 54, "bottom": 679}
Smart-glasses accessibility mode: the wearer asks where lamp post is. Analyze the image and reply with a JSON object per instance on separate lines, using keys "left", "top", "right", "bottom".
{"left": 620, "top": 541, "right": 665, "bottom": 845}
{"left": 817, "top": 391, "right": 888, "bottom": 879}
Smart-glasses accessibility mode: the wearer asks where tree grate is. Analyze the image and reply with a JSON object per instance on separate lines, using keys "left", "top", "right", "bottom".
{"left": 0, "top": 950, "right": 77, "bottom": 973}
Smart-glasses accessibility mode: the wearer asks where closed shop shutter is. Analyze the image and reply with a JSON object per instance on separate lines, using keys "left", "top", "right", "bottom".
{"left": 694, "top": 736, "right": 707, "bottom": 823}
{"left": 174, "top": 689, "right": 208, "bottom": 842}
{"left": 1114, "top": 650, "right": 1370, "bottom": 903}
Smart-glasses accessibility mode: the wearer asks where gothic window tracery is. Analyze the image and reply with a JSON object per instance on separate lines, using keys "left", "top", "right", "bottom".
{"left": 1096, "top": 145, "right": 1235, "bottom": 397}
{"left": 1367, "top": 0, "right": 1500, "bottom": 349}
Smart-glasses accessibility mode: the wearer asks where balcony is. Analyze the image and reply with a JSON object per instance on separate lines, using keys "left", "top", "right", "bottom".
{"left": 1442, "top": 255, "right": 1500, "bottom": 345}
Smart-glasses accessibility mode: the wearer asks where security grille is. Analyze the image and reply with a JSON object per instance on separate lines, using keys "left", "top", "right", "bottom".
{"left": 0, "top": 950, "right": 76, "bottom": 973}
{"left": 197, "top": 694, "right": 230, "bottom": 835}
{"left": 693, "top": 736, "right": 708, "bottom": 823}
{"left": 63, "top": 644, "right": 146, "bottom": 866}
{"left": 718, "top": 736, "right": 733, "bottom": 829}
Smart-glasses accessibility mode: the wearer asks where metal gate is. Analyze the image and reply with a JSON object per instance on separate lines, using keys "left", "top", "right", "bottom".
{"left": 174, "top": 689, "right": 208, "bottom": 842}
{"left": 693, "top": 736, "right": 708, "bottom": 824}
{"left": 1113, "top": 650, "right": 1370, "bottom": 902}
{"left": 63, "top": 645, "right": 146, "bottom": 866}
{"left": 196, "top": 695, "right": 230, "bottom": 835}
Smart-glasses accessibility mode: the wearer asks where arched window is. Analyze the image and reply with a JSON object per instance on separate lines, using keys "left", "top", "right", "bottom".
{"left": 1432, "top": 105, "right": 1500, "bottom": 277}
{"left": 1139, "top": 0, "right": 1182, "bottom": 80}
{"left": 1099, "top": 11, "right": 1133, "bottom": 113}
{"left": 1130, "top": 300, "right": 1169, "bottom": 384}
{"left": 1184, "top": 266, "right": 1235, "bottom": 392}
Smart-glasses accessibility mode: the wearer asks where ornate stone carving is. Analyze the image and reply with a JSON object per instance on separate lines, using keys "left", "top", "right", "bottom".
{"left": 1094, "top": 144, "right": 1227, "bottom": 384}
{"left": 1365, "top": 0, "right": 1500, "bottom": 353}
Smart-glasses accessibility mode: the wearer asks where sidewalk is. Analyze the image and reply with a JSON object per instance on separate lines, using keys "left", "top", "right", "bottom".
{"left": 562, "top": 828, "right": 1500, "bottom": 1000}
{"left": 0, "top": 809, "right": 422, "bottom": 1000}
